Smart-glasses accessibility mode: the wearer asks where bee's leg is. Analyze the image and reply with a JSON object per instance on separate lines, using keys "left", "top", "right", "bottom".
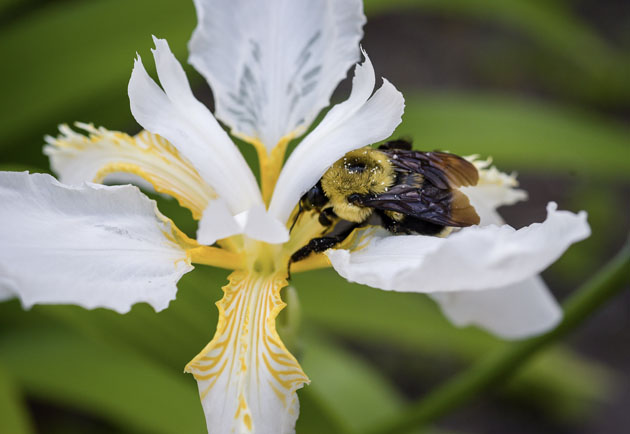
{"left": 318, "top": 207, "right": 337, "bottom": 227}
{"left": 288, "top": 222, "right": 358, "bottom": 278}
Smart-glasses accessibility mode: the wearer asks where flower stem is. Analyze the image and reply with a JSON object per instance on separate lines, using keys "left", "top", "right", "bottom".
{"left": 365, "top": 239, "right": 630, "bottom": 434}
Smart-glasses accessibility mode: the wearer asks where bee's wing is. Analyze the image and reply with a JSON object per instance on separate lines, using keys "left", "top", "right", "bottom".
{"left": 383, "top": 150, "right": 479, "bottom": 188}
{"left": 355, "top": 183, "right": 480, "bottom": 228}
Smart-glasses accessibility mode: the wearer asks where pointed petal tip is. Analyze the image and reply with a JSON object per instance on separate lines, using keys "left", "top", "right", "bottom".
{"left": 244, "top": 206, "right": 290, "bottom": 244}
{"left": 198, "top": 201, "right": 290, "bottom": 246}
{"left": 197, "top": 198, "right": 242, "bottom": 245}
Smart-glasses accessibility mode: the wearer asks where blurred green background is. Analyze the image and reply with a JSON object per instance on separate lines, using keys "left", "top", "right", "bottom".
{"left": 1, "top": 0, "right": 629, "bottom": 433}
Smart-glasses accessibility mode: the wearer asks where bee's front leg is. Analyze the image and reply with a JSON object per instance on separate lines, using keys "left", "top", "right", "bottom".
{"left": 318, "top": 207, "right": 337, "bottom": 227}
{"left": 287, "top": 221, "right": 358, "bottom": 279}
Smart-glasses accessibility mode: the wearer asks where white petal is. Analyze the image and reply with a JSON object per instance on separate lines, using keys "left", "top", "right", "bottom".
{"left": 0, "top": 172, "right": 193, "bottom": 313}
{"left": 268, "top": 53, "right": 405, "bottom": 224}
{"left": 461, "top": 159, "right": 527, "bottom": 226}
{"left": 196, "top": 198, "right": 243, "bottom": 245}
{"left": 128, "top": 38, "right": 261, "bottom": 215}
{"left": 186, "top": 272, "right": 309, "bottom": 434}
{"left": 327, "top": 202, "right": 590, "bottom": 293}
{"left": 190, "top": 0, "right": 365, "bottom": 151}
{"left": 198, "top": 201, "right": 290, "bottom": 245}
{"left": 44, "top": 124, "right": 215, "bottom": 219}
{"left": 431, "top": 275, "right": 562, "bottom": 339}
{"left": 242, "top": 204, "right": 291, "bottom": 244}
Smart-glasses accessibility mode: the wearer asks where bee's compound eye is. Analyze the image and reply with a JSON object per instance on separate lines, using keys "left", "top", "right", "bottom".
{"left": 304, "top": 183, "right": 328, "bottom": 209}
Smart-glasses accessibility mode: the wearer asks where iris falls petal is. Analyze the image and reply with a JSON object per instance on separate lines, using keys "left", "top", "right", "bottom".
{"left": 186, "top": 271, "right": 309, "bottom": 434}
{"left": 0, "top": 171, "right": 194, "bottom": 313}
{"left": 327, "top": 202, "right": 590, "bottom": 294}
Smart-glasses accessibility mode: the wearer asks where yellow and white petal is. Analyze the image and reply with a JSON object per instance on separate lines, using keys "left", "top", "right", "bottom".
{"left": 268, "top": 52, "right": 405, "bottom": 224}
{"left": 430, "top": 275, "right": 562, "bottom": 339}
{"left": 327, "top": 203, "right": 589, "bottom": 294}
{"left": 461, "top": 158, "right": 528, "bottom": 226}
{"left": 0, "top": 171, "right": 193, "bottom": 313}
{"left": 44, "top": 124, "right": 214, "bottom": 219}
{"left": 186, "top": 271, "right": 309, "bottom": 434}
{"left": 190, "top": 0, "right": 365, "bottom": 151}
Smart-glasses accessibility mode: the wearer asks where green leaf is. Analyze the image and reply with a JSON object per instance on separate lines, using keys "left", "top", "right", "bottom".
{"left": 292, "top": 269, "right": 615, "bottom": 420}
{"left": 397, "top": 92, "right": 630, "bottom": 179}
{"left": 0, "top": 328, "right": 206, "bottom": 434}
{"left": 0, "top": 0, "right": 26, "bottom": 17}
{"left": 38, "top": 265, "right": 228, "bottom": 371}
{"left": 364, "top": 0, "right": 612, "bottom": 65}
{"left": 0, "top": 0, "right": 196, "bottom": 165}
{"left": 0, "top": 363, "right": 34, "bottom": 434}
{"left": 297, "top": 334, "right": 467, "bottom": 434}
{"left": 299, "top": 333, "right": 416, "bottom": 434}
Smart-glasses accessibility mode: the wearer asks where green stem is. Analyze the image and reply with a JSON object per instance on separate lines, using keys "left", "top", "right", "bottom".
{"left": 366, "top": 239, "right": 630, "bottom": 434}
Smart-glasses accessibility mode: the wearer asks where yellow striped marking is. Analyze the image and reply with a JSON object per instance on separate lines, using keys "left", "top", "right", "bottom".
{"left": 185, "top": 271, "right": 309, "bottom": 432}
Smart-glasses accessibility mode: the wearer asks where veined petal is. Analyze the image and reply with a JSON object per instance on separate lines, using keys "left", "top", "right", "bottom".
{"left": 268, "top": 52, "right": 405, "bottom": 224}
{"left": 190, "top": 0, "right": 365, "bottom": 151}
{"left": 129, "top": 37, "right": 288, "bottom": 244}
{"left": 461, "top": 158, "right": 527, "bottom": 226}
{"left": 44, "top": 123, "right": 215, "bottom": 219}
{"left": 431, "top": 275, "right": 562, "bottom": 339}
{"left": 129, "top": 39, "right": 261, "bottom": 214}
{"left": 327, "top": 202, "right": 590, "bottom": 293}
{"left": 0, "top": 172, "right": 193, "bottom": 313}
{"left": 186, "top": 271, "right": 309, "bottom": 434}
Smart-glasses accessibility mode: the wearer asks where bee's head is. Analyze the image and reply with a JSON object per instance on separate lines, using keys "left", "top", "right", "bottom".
{"left": 321, "top": 147, "right": 395, "bottom": 222}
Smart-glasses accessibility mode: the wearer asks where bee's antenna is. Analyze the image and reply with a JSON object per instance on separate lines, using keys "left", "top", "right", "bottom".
{"left": 289, "top": 202, "right": 303, "bottom": 234}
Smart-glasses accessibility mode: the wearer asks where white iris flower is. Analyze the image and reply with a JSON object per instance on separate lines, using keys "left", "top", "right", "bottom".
{"left": 0, "top": 0, "right": 590, "bottom": 433}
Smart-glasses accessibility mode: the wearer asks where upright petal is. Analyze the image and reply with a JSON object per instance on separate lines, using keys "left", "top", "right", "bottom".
{"left": 0, "top": 172, "right": 193, "bottom": 313}
{"left": 431, "top": 276, "right": 562, "bottom": 339}
{"left": 45, "top": 124, "right": 215, "bottom": 219}
{"left": 129, "top": 38, "right": 287, "bottom": 244}
{"left": 268, "top": 53, "right": 405, "bottom": 224}
{"left": 327, "top": 203, "right": 590, "bottom": 293}
{"left": 190, "top": 0, "right": 365, "bottom": 151}
{"left": 186, "top": 271, "right": 309, "bottom": 434}
{"left": 129, "top": 37, "right": 260, "bottom": 212}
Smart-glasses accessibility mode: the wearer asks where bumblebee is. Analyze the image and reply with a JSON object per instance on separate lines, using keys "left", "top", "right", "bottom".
{"left": 289, "top": 139, "right": 480, "bottom": 267}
